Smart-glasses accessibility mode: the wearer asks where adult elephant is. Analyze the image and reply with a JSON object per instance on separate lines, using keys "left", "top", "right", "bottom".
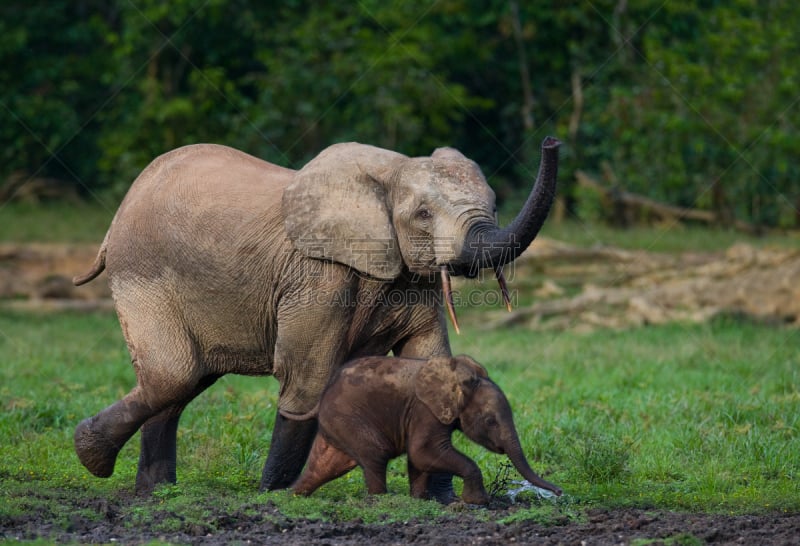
{"left": 72, "top": 137, "right": 560, "bottom": 498}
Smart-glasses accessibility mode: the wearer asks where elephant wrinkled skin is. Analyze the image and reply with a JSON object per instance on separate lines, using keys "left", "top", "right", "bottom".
{"left": 72, "top": 138, "right": 560, "bottom": 495}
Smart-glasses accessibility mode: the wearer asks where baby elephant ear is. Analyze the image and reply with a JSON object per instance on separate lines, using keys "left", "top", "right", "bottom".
{"left": 415, "top": 356, "right": 484, "bottom": 425}
{"left": 283, "top": 142, "right": 406, "bottom": 280}
{"left": 453, "top": 354, "right": 489, "bottom": 379}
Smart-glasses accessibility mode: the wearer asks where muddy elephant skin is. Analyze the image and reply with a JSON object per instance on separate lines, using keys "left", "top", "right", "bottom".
{"left": 291, "top": 355, "right": 562, "bottom": 504}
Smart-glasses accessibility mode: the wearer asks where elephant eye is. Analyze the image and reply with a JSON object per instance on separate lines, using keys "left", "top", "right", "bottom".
{"left": 415, "top": 208, "right": 432, "bottom": 220}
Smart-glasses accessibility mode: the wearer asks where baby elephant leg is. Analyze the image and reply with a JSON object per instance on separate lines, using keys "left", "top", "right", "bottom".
{"left": 410, "top": 446, "right": 489, "bottom": 505}
{"left": 408, "top": 461, "right": 431, "bottom": 499}
{"left": 292, "top": 434, "right": 357, "bottom": 496}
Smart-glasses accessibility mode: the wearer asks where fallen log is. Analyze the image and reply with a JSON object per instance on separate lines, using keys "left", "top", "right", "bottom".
{"left": 575, "top": 170, "right": 759, "bottom": 234}
{"left": 487, "top": 243, "right": 800, "bottom": 331}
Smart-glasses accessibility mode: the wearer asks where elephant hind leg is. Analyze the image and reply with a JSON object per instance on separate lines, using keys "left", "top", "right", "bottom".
{"left": 134, "top": 374, "right": 220, "bottom": 495}
{"left": 408, "top": 461, "right": 431, "bottom": 500}
{"left": 291, "top": 433, "right": 356, "bottom": 496}
{"left": 75, "top": 328, "right": 212, "bottom": 486}
{"left": 361, "top": 460, "right": 389, "bottom": 496}
{"left": 74, "top": 386, "right": 155, "bottom": 478}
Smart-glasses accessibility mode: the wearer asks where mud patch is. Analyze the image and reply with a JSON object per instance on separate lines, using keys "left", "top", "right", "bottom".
{"left": 2, "top": 494, "right": 798, "bottom": 545}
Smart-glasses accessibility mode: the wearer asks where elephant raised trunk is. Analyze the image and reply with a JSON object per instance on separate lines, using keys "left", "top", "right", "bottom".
{"left": 439, "top": 137, "right": 559, "bottom": 333}
{"left": 455, "top": 136, "right": 560, "bottom": 277}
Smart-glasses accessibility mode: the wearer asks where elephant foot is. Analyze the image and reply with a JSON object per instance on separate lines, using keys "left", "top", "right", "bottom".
{"left": 74, "top": 417, "right": 120, "bottom": 478}
{"left": 134, "top": 461, "right": 176, "bottom": 496}
{"left": 135, "top": 414, "right": 180, "bottom": 495}
{"left": 461, "top": 485, "right": 490, "bottom": 506}
{"left": 261, "top": 464, "right": 298, "bottom": 491}
{"left": 260, "top": 414, "right": 318, "bottom": 490}
{"left": 427, "top": 472, "right": 457, "bottom": 505}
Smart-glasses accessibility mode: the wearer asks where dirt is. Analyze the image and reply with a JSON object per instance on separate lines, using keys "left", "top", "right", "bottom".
{"left": 0, "top": 243, "right": 111, "bottom": 309}
{"left": 3, "top": 493, "right": 799, "bottom": 545}
{"left": 495, "top": 239, "right": 800, "bottom": 331}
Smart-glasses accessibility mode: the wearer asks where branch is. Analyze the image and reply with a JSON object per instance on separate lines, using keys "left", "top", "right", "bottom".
{"left": 575, "top": 169, "right": 761, "bottom": 234}
{"left": 577, "top": 170, "right": 714, "bottom": 222}
{"left": 568, "top": 68, "right": 583, "bottom": 142}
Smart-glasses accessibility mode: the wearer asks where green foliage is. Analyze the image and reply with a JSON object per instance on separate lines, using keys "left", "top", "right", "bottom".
{"left": 602, "top": 1, "right": 800, "bottom": 227}
{"left": 2, "top": 2, "right": 797, "bottom": 226}
{"left": 265, "top": 488, "right": 445, "bottom": 524}
{"left": 458, "top": 319, "right": 800, "bottom": 512}
{"left": 0, "top": 2, "right": 116, "bottom": 194}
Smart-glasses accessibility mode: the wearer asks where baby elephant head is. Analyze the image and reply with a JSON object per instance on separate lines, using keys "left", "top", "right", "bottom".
{"left": 415, "top": 355, "right": 562, "bottom": 497}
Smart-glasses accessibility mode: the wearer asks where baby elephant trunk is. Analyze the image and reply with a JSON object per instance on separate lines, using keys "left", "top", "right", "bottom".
{"left": 505, "top": 436, "right": 562, "bottom": 497}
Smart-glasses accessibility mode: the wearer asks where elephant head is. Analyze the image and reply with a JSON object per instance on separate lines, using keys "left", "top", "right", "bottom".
{"left": 283, "top": 138, "right": 560, "bottom": 331}
{"left": 415, "top": 355, "right": 562, "bottom": 497}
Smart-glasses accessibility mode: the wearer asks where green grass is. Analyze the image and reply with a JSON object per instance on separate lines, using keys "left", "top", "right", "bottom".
{"left": 539, "top": 218, "right": 800, "bottom": 252}
{"left": 1, "top": 309, "right": 798, "bottom": 531}
{"left": 0, "top": 201, "right": 115, "bottom": 243}
{"left": 1, "top": 205, "right": 799, "bottom": 530}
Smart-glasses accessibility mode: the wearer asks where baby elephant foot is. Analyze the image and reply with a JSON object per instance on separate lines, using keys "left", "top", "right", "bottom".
{"left": 427, "top": 472, "right": 457, "bottom": 504}
{"left": 460, "top": 482, "right": 490, "bottom": 506}
{"left": 74, "top": 417, "right": 120, "bottom": 478}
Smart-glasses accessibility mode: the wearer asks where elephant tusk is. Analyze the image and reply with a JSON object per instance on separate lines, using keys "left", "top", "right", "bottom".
{"left": 496, "top": 267, "right": 512, "bottom": 312}
{"left": 440, "top": 266, "right": 461, "bottom": 335}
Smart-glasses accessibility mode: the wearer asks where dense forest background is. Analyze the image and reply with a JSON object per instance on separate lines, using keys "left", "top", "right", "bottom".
{"left": 1, "top": 1, "right": 798, "bottom": 228}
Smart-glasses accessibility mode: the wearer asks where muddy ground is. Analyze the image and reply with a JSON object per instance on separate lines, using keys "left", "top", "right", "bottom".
{"left": 3, "top": 495, "right": 800, "bottom": 545}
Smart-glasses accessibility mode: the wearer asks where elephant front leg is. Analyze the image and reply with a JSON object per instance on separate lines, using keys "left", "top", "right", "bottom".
{"left": 409, "top": 443, "right": 489, "bottom": 505}
{"left": 261, "top": 293, "right": 354, "bottom": 490}
{"left": 395, "top": 327, "right": 456, "bottom": 503}
{"left": 261, "top": 414, "right": 318, "bottom": 490}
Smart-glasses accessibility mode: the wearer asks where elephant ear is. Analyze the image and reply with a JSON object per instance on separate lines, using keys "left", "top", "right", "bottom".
{"left": 452, "top": 354, "right": 489, "bottom": 379}
{"left": 415, "top": 356, "right": 484, "bottom": 425}
{"left": 431, "top": 147, "right": 470, "bottom": 162}
{"left": 283, "top": 142, "right": 406, "bottom": 280}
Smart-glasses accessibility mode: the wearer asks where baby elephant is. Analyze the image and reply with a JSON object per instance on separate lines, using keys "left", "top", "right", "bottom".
{"left": 288, "top": 355, "right": 562, "bottom": 504}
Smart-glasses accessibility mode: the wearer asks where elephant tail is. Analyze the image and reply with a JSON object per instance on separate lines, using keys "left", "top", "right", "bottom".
{"left": 73, "top": 230, "right": 109, "bottom": 286}
{"left": 279, "top": 403, "right": 320, "bottom": 421}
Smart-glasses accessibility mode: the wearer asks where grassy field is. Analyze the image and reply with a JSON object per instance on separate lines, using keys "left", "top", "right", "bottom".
{"left": 2, "top": 202, "right": 798, "bottom": 536}
{"left": 0, "top": 202, "right": 115, "bottom": 243}
{"left": 1, "top": 308, "right": 798, "bottom": 531}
